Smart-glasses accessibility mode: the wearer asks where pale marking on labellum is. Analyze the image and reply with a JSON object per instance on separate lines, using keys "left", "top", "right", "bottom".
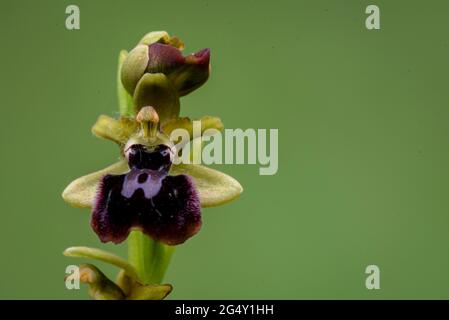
{"left": 121, "top": 169, "right": 163, "bottom": 199}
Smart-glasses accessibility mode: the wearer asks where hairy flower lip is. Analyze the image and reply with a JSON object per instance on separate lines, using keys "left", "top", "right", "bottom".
{"left": 91, "top": 144, "right": 202, "bottom": 246}
{"left": 92, "top": 170, "right": 202, "bottom": 245}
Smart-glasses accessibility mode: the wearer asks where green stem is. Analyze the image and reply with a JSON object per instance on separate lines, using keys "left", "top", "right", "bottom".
{"left": 147, "top": 240, "right": 175, "bottom": 284}
{"left": 127, "top": 231, "right": 151, "bottom": 283}
{"left": 127, "top": 230, "right": 175, "bottom": 284}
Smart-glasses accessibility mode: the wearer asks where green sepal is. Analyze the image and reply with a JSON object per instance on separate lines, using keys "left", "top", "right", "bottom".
{"left": 170, "top": 164, "right": 243, "bottom": 207}
{"left": 62, "top": 160, "right": 129, "bottom": 208}
{"left": 64, "top": 246, "right": 140, "bottom": 281}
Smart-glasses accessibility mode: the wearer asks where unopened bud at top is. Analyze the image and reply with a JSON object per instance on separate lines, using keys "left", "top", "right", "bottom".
{"left": 121, "top": 31, "right": 211, "bottom": 100}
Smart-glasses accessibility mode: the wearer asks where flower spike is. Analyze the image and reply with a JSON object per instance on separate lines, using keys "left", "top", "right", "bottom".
{"left": 62, "top": 31, "right": 243, "bottom": 299}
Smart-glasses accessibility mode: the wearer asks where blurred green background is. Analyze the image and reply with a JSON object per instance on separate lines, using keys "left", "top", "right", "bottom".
{"left": 1, "top": 0, "right": 449, "bottom": 299}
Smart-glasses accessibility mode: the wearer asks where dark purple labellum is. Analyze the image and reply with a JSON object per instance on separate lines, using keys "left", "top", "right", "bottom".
{"left": 91, "top": 144, "right": 201, "bottom": 246}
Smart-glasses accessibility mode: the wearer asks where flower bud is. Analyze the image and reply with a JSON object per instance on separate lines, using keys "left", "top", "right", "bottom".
{"left": 120, "top": 32, "right": 211, "bottom": 117}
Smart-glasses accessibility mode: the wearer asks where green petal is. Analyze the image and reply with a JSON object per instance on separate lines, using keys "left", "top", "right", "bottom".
{"left": 117, "top": 50, "right": 135, "bottom": 116}
{"left": 127, "top": 283, "right": 172, "bottom": 300}
{"left": 133, "top": 73, "right": 180, "bottom": 124}
{"left": 64, "top": 246, "right": 140, "bottom": 281}
{"left": 170, "top": 164, "right": 243, "bottom": 207}
{"left": 91, "top": 115, "right": 138, "bottom": 145}
{"left": 62, "top": 160, "right": 129, "bottom": 208}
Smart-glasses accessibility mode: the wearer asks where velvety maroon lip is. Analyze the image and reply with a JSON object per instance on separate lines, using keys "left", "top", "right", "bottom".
{"left": 91, "top": 144, "right": 202, "bottom": 246}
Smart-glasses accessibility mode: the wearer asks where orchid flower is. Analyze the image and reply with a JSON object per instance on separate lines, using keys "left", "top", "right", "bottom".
{"left": 62, "top": 31, "right": 242, "bottom": 300}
